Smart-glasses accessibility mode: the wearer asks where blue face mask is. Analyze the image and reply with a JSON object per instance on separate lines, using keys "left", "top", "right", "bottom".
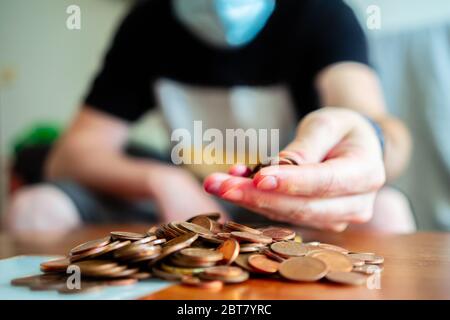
{"left": 173, "top": 0, "right": 276, "bottom": 48}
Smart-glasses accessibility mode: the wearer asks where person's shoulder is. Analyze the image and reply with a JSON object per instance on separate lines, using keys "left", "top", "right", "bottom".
{"left": 118, "top": 0, "right": 171, "bottom": 33}
{"left": 297, "top": 0, "right": 352, "bottom": 17}
{"left": 126, "top": 0, "right": 170, "bottom": 21}
{"left": 276, "top": 0, "right": 351, "bottom": 24}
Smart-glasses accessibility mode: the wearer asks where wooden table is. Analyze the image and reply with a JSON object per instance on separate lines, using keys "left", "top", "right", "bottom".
{"left": 1, "top": 225, "right": 450, "bottom": 299}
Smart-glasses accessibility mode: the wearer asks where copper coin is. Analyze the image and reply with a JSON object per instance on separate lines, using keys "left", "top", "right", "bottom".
{"left": 280, "top": 156, "right": 299, "bottom": 165}
{"left": 170, "top": 255, "right": 216, "bottom": 268}
{"left": 89, "top": 240, "right": 131, "bottom": 258}
{"left": 348, "top": 256, "right": 365, "bottom": 267}
{"left": 179, "top": 248, "right": 223, "bottom": 262}
{"left": 69, "top": 245, "right": 111, "bottom": 262}
{"left": 147, "top": 226, "right": 158, "bottom": 235}
{"left": 149, "top": 238, "right": 167, "bottom": 246}
{"left": 133, "top": 235, "right": 157, "bottom": 245}
{"left": 326, "top": 271, "right": 368, "bottom": 286}
{"left": 217, "top": 239, "right": 240, "bottom": 265}
{"left": 129, "top": 251, "right": 161, "bottom": 263}
{"left": 224, "top": 221, "right": 262, "bottom": 235}
{"left": 216, "top": 233, "right": 232, "bottom": 240}
{"left": 270, "top": 241, "right": 308, "bottom": 257}
{"left": 163, "top": 232, "right": 199, "bottom": 251}
{"left": 73, "top": 260, "right": 119, "bottom": 273}
{"left": 181, "top": 276, "right": 224, "bottom": 290}
{"left": 148, "top": 232, "right": 199, "bottom": 265}
{"left": 309, "top": 250, "right": 353, "bottom": 272}
{"left": 199, "top": 234, "right": 224, "bottom": 244}
{"left": 200, "top": 267, "right": 249, "bottom": 284}
{"left": 40, "top": 257, "right": 71, "bottom": 273}
{"left": 260, "top": 227, "right": 296, "bottom": 241}
{"left": 129, "top": 272, "right": 152, "bottom": 280}
{"left": 234, "top": 254, "right": 265, "bottom": 273}
{"left": 152, "top": 267, "right": 183, "bottom": 281}
{"left": 168, "top": 222, "right": 188, "bottom": 236}
{"left": 317, "top": 243, "right": 349, "bottom": 254}
{"left": 179, "top": 222, "right": 213, "bottom": 236}
{"left": 102, "top": 267, "right": 140, "bottom": 278}
{"left": 198, "top": 272, "right": 249, "bottom": 284}
{"left": 230, "top": 231, "right": 272, "bottom": 244}
{"left": 187, "top": 212, "right": 222, "bottom": 222}
{"left": 58, "top": 283, "right": 105, "bottom": 294}
{"left": 260, "top": 247, "right": 286, "bottom": 262}
{"left": 278, "top": 158, "right": 294, "bottom": 165}
{"left": 161, "top": 263, "right": 206, "bottom": 276}
{"left": 110, "top": 231, "right": 147, "bottom": 241}
{"left": 248, "top": 254, "right": 280, "bottom": 273}
{"left": 11, "top": 273, "right": 65, "bottom": 287}
{"left": 203, "top": 266, "right": 244, "bottom": 278}
{"left": 114, "top": 243, "right": 160, "bottom": 260}
{"left": 30, "top": 280, "right": 67, "bottom": 291}
{"left": 83, "top": 265, "right": 129, "bottom": 277}
{"left": 279, "top": 257, "right": 328, "bottom": 282}
{"left": 348, "top": 253, "right": 384, "bottom": 264}
{"left": 70, "top": 236, "right": 111, "bottom": 255}
{"left": 239, "top": 245, "right": 264, "bottom": 253}
{"left": 191, "top": 216, "right": 215, "bottom": 231}
{"left": 353, "top": 264, "right": 384, "bottom": 274}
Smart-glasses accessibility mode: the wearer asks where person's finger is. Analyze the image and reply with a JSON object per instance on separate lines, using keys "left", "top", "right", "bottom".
{"left": 281, "top": 108, "right": 355, "bottom": 164}
{"left": 223, "top": 198, "right": 350, "bottom": 232}
{"left": 218, "top": 176, "right": 251, "bottom": 195}
{"left": 253, "top": 153, "right": 385, "bottom": 197}
{"left": 228, "top": 164, "right": 252, "bottom": 177}
{"left": 203, "top": 173, "right": 232, "bottom": 194}
{"left": 219, "top": 181, "right": 376, "bottom": 224}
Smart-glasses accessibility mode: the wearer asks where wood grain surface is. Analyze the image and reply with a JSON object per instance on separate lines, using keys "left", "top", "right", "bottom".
{"left": 2, "top": 225, "right": 449, "bottom": 299}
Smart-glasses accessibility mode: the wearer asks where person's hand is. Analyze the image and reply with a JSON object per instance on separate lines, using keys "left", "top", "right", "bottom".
{"left": 204, "top": 107, "right": 386, "bottom": 231}
{"left": 148, "top": 163, "right": 228, "bottom": 222}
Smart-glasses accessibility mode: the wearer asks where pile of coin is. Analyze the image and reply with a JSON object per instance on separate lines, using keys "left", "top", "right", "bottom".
{"left": 11, "top": 213, "right": 384, "bottom": 294}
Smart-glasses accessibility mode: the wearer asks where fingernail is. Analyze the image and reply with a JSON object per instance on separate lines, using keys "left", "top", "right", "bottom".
{"left": 221, "top": 188, "right": 244, "bottom": 201}
{"left": 256, "top": 176, "right": 278, "bottom": 190}
{"left": 229, "top": 164, "right": 251, "bottom": 177}
{"left": 204, "top": 181, "right": 223, "bottom": 194}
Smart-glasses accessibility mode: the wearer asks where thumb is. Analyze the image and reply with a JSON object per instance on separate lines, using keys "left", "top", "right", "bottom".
{"left": 281, "top": 108, "right": 354, "bottom": 164}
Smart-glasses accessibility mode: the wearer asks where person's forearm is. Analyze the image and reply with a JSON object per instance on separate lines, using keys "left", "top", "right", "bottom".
{"left": 316, "top": 62, "right": 412, "bottom": 182}
{"left": 45, "top": 144, "right": 164, "bottom": 199}
{"left": 44, "top": 106, "right": 174, "bottom": 200}
{"left": 375, "top": 115, "right": 412, "bottom": 181}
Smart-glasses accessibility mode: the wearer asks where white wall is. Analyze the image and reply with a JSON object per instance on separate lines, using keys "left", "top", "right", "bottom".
{"left": 346, "top": 0, "right": 450, "bottom": 33}
{"left": 0, "top": 0, "right": 131, "bottom": 211}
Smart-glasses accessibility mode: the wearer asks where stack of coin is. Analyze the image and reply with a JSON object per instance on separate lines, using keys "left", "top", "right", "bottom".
{"left": 11, "top": 213, "right": 384, "bottom": 294}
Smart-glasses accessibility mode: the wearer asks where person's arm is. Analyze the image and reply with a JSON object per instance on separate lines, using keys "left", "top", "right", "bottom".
{"left": 46, "top": 107, "right": 224, "bottom": 221}
{"left": 46, "top": 106, "right": 162, "bottom": 199}
{"left": 204, "top": 62, "right": 412, "bottom": 231}
{"left": 315, "top": 62, "right": 412, "bottom": 180}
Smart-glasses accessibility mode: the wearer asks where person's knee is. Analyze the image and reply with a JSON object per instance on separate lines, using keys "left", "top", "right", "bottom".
{"left": 370, "top": 187, "right": 416, "bottom": 233}
{"left": 4, "top": 184, "right": 82, "bottom": 233}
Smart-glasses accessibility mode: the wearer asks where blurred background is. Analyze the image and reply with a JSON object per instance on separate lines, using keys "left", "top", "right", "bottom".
{"left": 1, "top": 0, "right": 450, "bottom": 230}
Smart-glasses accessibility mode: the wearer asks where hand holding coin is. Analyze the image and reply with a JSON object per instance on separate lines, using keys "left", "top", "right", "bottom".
{"left": 204, "top": 108, "right": 386, "bottom": 232}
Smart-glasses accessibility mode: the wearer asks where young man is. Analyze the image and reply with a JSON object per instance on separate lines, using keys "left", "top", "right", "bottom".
{"left": 6, "top": 0, "right": 414, "bottom": 233}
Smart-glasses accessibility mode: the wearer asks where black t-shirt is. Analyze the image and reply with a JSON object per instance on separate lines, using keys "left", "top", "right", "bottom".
{"left": 85, "top": 0, "right": 368, "bottom": 122}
